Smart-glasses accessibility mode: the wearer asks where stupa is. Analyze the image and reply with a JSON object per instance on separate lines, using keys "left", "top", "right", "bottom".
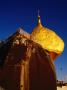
{"left": 31, "top": 14, "right": 64, "bottom": 60}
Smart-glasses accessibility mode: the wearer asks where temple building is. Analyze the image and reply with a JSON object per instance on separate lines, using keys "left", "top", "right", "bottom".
{"left": 0, "top": 14, "right": 64, "bottom": 90}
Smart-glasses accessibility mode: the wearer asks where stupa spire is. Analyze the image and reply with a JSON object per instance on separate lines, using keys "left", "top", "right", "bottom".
{"left": 37, "top": 10, "right": 41, "bottom": 25}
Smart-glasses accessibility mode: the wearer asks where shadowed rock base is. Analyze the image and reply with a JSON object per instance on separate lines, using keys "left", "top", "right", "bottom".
{"left": 0, "top": 39, "right": 57, "bottom": 90}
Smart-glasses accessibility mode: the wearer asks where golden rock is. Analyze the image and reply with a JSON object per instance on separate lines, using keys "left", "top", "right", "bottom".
{"left": 31, "top": 15, "right": 64, "bottom": 55}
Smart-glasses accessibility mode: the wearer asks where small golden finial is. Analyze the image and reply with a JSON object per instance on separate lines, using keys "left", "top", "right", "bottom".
{"left": 38, "top": 10, "right": 41, "bottom": 25}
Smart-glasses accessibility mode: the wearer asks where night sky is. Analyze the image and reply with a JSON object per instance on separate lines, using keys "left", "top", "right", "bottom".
{"left": 0, "top": 0, "right": 67, "bottom": 81}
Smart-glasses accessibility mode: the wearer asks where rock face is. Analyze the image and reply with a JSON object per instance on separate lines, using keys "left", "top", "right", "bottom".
{"left": 0, "top": 29, "right": 57, "bottom": 90}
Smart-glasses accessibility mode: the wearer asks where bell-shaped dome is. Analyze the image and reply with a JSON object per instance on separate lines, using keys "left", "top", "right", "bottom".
{"left": 31, "top": 15, "right": 64, "bottom": 55}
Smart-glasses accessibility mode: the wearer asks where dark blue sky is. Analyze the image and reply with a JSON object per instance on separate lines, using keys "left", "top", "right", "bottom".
{"left": 0, "top": 0, "right": 67, "bottom": 81}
